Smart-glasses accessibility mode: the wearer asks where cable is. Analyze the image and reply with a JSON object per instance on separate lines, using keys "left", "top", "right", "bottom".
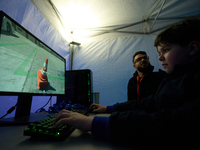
{"left": 35, "top": 96, "right": 52, "bottom": 113}
{"left": 0, "top": 96, "right": 53, "bottom": 119}
{"left": 0, "top": 102, "right": 17, "bottom": 119}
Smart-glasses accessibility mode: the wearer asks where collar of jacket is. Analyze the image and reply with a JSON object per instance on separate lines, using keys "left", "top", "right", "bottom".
{"left": 133, "top": 65, "right": 154, "bottom": 77}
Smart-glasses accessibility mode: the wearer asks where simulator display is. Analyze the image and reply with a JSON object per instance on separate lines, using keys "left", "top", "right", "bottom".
{"left": 0, "top": 13, "right": 65, "bottom": 95}
{"left": 0, "top": 11, "right": 66, "bottom": 124}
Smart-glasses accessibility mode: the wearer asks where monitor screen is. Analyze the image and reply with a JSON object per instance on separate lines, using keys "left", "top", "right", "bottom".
{"left": 0, "top": 11, "right": 66, "bottom": 96}
{"left": 0, "top": 11, "right": 66, "bottom": 124}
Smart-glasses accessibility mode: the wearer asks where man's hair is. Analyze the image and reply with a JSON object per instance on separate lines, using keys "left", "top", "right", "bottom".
{"left": 154, "top": 18, "right": 200, "bottom": 47}
{"left": 132, "top": 51, "right": 147, "bottom": 63}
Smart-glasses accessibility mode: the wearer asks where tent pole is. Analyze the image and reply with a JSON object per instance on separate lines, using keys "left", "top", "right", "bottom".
{"left": 149, "top": 0, "right": 166, "bottom": 33}
{"left": 69, "top": 44, "right": 74, "bottom": 70}
{"left": 69, "top": 41, "right": 81, "bottom": 70}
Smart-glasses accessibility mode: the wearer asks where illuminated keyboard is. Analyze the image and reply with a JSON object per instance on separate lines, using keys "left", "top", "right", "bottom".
{"left": 23, "top": 109, "right": 88, "bottom": 140}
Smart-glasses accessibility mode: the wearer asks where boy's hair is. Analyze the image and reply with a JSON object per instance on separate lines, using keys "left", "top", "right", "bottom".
{"left": 132, "top": 51, "right": 147, "bottom": 63}
{"left": 154, "top": 18, "right": 200, "bottom": 47}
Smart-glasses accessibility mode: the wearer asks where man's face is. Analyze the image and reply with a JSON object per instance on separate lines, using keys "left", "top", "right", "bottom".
{"left": 133, "top": 54, "right": 150, "bottom": 72}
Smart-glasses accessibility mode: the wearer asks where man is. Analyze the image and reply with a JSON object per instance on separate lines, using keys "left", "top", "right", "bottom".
{"left": 128, "top": 51, "right": 164, "bottom": 100}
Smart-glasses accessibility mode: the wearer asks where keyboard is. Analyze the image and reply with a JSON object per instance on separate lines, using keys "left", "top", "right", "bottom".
{"left": 23, "top": 109, "right": 88, "bottom": 140}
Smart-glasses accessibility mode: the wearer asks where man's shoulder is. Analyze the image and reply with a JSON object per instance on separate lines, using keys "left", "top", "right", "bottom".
{"left": 147, "top": 69, "right": 165, "bottom": 80}
{"left": 152, "top": 69, "right": 165, "bottom": 75}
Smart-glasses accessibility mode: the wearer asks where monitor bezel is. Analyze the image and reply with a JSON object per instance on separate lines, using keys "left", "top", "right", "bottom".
{"left": 0, "top": 11, "right": 66, "bottom": 96}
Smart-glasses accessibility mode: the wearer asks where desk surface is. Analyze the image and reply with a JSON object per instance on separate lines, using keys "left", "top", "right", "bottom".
{"left": 0, "top": 113, "right": 138, "bottom": 150}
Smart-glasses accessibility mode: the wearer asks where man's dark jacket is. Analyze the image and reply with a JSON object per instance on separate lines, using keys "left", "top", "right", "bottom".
{"left": 109, "top": 57, "right": 200, "bottom": 149}
{"left": 128, "top": 65, "right": 164, "bottom": 100}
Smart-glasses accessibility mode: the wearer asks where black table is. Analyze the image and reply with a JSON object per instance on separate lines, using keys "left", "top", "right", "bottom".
{"left": 0, "top": 113, "right": 138, "bottom": 150}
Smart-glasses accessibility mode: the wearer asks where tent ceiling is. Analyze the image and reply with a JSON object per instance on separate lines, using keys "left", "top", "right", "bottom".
{"left": 31, "top": 0, "right": 200, "bottom": 44}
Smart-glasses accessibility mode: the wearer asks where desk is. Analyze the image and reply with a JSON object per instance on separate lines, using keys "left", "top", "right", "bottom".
{"left": 0, "top": 113, "right": 139, "bottom": 150}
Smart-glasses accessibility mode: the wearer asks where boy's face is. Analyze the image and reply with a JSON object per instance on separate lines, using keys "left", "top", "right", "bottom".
{"left": 157, "top": 43, "right": 190, "bottom": 74}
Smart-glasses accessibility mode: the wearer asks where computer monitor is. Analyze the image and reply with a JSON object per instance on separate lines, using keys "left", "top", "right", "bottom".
{"left": 0, "top": 11, "right": 66, "bottom": 124}
{"left": 57, "top": 69, "right": 93, "bottom": 110}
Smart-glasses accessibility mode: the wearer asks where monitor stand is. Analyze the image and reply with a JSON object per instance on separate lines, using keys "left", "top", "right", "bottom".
{"left": 0, "top": 96, "right": 52, "bottom": 126}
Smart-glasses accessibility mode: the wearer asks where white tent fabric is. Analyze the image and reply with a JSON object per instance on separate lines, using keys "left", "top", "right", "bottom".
{"left": 31, "top": 0, "right": 200, "bottom": 43}
{"left": 0, "top": 0, "right": 200, "bottom": 118}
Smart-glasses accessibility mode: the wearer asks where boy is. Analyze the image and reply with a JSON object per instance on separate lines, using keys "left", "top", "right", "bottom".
{"left": 54, "top": 18, "right": 200, "bottom": 149}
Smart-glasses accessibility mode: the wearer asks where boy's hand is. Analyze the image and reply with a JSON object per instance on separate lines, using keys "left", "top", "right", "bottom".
{"left": 54, "top": 109, "right": 93, "bottom": 132}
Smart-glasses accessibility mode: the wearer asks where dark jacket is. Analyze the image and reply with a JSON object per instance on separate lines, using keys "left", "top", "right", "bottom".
{"left": 128, "top": 65, "right": 164, "bottom": 101}
{"left": 110, "top": 58, "right": 200, "bottom": 149}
